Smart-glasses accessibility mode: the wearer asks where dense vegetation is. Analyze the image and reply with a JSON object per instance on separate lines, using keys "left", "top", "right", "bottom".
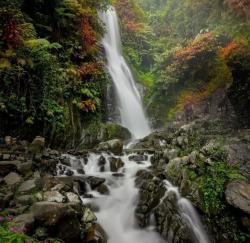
{"left": 1, "top": 0, "right": 249, "bottom": 145}
{"left": 0, "top": 0, "right": 110, "bottom": 147}
{"left": 115, "top": 0, "right": 250, "bottom": 127}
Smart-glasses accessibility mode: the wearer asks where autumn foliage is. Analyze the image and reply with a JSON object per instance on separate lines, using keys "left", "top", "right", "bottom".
{"left": 115, "top": 0, "right": 146, "bottom": 33}
{"left": 174, "top": 33, "right": 216, "bottom": 63}
{"left": 219, "top": 41, "right": 243, "bottom": 58}
{"left": 81, "top": 15, "right": 97, "bottom": 53}
{"left": 79, "top": 99, "right": 97, "bottom": 112}
{"left": 79, "top": 62, "right": 102, "bottom": 76}
{"left": 227, "top": 0, "right": 250, "bottom": 17}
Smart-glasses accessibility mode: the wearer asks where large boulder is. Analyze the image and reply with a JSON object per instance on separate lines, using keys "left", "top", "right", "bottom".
{"left": 32, "top": 202, "right": 82, "bottom": 242}
{"left": 154, "top": 192, "right": 196, "bottom": 243}
{"left": 108, "top": 157, "right": 124, "bottom": 172}
{"left": 135, "top": 171, "right": 165, "bottom": 227}
{"left": 86, "top": 176, "right": 105, "bottom": 190}
{"left": 98, "top": 123, "right": 132, "bottom": 142}
{"left": 97, "top": 139, "right": 123, "bottom": 155}
{"left": 30, "top": 136, "right": 45, "bottom": 153}
{"left": 225, "top": 180, "right": 250, "bottom": 215}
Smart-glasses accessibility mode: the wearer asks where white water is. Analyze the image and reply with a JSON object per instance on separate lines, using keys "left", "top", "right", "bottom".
{"left": 56, "top": 6, "right": 210, "bottom": 243}
{"left": 59, "top": 152, "right": 210, "bottom": 243}
{"left": 100, "top": 7, "right": 151, "bottom": 139}
{"left": 163, "top": 181, "right": 210, "bottom": 243}
{"left": 69, "top": 153, "right": 165, "bottom": 243}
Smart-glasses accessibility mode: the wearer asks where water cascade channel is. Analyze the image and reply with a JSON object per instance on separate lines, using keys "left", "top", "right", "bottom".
{"left": 58, "top": 6, "right": 211, "bottom": 243}
{"left": 99, "top": 7, "right": 151, "bottom": 139}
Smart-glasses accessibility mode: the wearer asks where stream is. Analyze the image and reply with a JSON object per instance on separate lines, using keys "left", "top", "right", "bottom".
{"left": 62, "top": 6, "right": 211, "bottom": 243}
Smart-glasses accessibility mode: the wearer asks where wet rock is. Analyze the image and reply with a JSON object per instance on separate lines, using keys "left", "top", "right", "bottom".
{"left": 66, "top": 192, "right": 81, "bottom": 203}
{"left": 18, "top": 179, "right": 37, "bottom": 193}
{"left": 4, "top": 172, "right": 21, "bottom": 186}
{"left": 225, "top": 180, "right": 250, "bottom": 215}
{"left": 83, "top": 155, "right": 89, "bottom": 164}
{"left": 60, "top": 156, "right": 71, "bottom": 166}
{"left": 135, "top": 174, "right": 165, "bottom": 227}
{"left": 77, "top": 169, "right": 85, "bottom": 175}
{"left": 98, "top": 156, "right": 106, "bottom": 166}
{"left": 44, "top": 191, "right": 65, "bottom": 203}
{"left": 112, "top": 173, "right": 124, "bottom": 177}
{"left": 154, "top": 191, "right": 195, "bottom": 243}
{"left": 71, "top": 158, "right": 83, "bottom": 172}
{"left": 65, "top": 169, "right": 74, "bottom": 176}
{"left": 82, "top": 207, "right": 97, "bottom": 231}
{"left": 98, "top": 123, "right": 131, "bottom": 142}
{"left": 150, "top": 152, "right": 165, "bottom": 168}
{"left": 56, "top": 176, "right": 87, "bottom": 194}
{"left": 97, "top": 139, "right": 123, "bottom": 155}
{"left": 86, "top": 223, "right": 108, "bottom": 243}
{"left": 128, "top": 154, "right": 148, "bottom": 162}
{"left": 12, "top": 213, "right": 35, "bottom": 233}
{"left": 96, "top": 184, "right": 110, "bottom": 195}
{"left": 109, "top": 157, "right": 124, "bottom": 172}
{"left": 87, "top": 176, "right": 105, "bottom": 190}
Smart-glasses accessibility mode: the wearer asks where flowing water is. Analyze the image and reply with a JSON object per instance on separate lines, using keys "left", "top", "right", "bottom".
{"left": 61, "top": 152, "right": 210, "bottom": 243}
{"left": 79, "top": 153, "right": 166, "bottom": 243}
{"left": 58, "top": 6, "right": 211, "bottom": 243}
{"left": 99, "top": 7, "right": 151, "bottom": 139}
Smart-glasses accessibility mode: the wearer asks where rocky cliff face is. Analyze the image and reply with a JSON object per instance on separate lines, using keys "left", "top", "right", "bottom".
{"left": 133, "top": 117, "right": 250, "bottom": 242}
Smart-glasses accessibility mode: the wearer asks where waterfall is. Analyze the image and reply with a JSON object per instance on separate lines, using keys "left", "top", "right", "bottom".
{"left": 100, "top": 7, "right": 151, "bottom": 139}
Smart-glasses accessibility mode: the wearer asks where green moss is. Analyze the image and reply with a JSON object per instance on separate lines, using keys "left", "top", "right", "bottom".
{"left": 200, "top": 161, "right": 241, "bottom": 215}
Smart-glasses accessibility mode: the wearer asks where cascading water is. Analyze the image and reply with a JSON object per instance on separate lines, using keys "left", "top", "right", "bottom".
{"left": 100, "top": 7, "right": 151, "bottom": 139}
{"left": 56, "top": 6, "right": 211, "bottom": 243}
{"left": 59, "top": 152, "right": 210, "bottom": 243}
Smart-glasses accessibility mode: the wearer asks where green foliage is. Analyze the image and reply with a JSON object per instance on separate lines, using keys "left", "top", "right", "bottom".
{"left": 201, "top": 161, "right": 241, "bottom": 215}
{"left": 0, "top": 226, "right": 25, "bottom": 243}
{"left": 118, "top": 0, "right": 250, "bottom": 125}
{"left": 0, "top": 0, "right": 110, "bottom": 145}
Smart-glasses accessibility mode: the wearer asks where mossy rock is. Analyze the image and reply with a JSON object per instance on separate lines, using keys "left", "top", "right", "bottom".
{"left": 98, "top": 123, "right": 132, "bottom": 142}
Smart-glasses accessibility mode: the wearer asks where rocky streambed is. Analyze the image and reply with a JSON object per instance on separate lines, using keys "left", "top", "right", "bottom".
{"left": 0, "top": 119, "right": 250, "bottom": 243}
